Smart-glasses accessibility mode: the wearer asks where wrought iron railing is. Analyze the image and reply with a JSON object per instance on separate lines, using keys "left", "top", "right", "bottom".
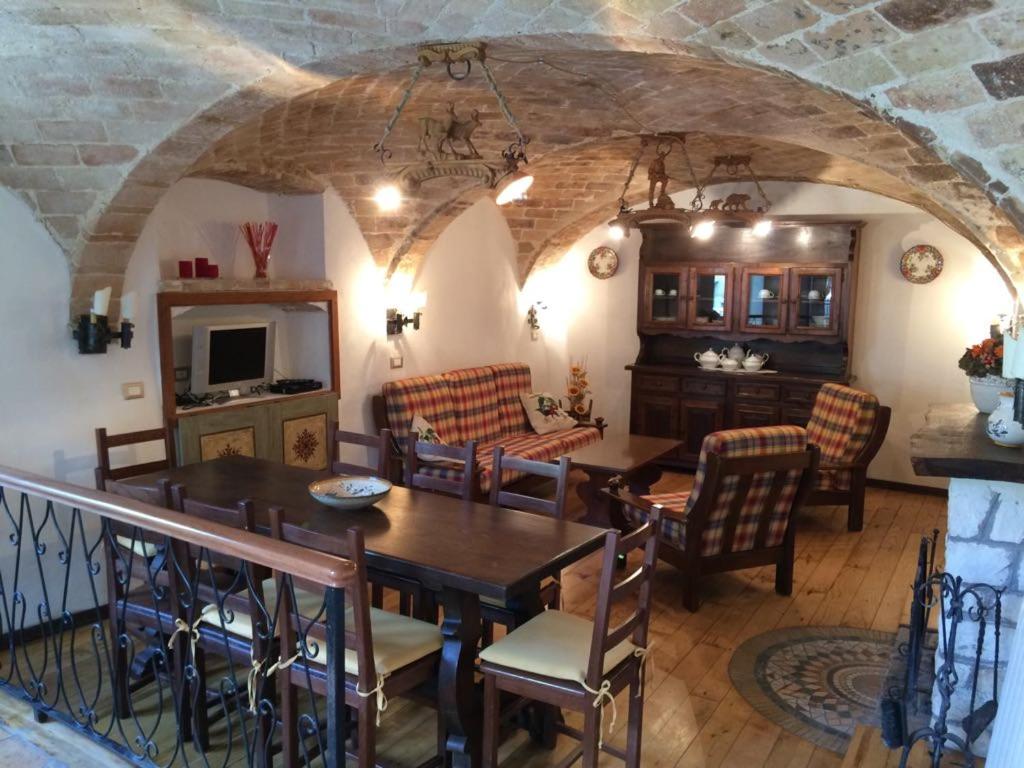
{"left": 0, "top": 465, "right": 356, "bottom": 767}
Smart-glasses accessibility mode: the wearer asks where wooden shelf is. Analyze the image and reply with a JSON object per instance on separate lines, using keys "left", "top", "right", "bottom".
{"left": 159, "top": 278, "right": 333, "bottom": 293}
{"left": 911, "top": 403, "right": 1024, "bottom": 482}
{"left": 175, "top": 388, "right": 337, "bottom": 418}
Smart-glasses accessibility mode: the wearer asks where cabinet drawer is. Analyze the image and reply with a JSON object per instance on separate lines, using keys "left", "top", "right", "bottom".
{"left": 782, "top": 385, "right": 821, "bottom": 405}
{"left": 682, "top": 377, "right": 726, "bottom": 397}
{"left": 781, "top": 406, "right": 813, "bottom": 427}
{"left": 735, "top": 382, "right": 781, "bottom": 402}
{"left": 635, "top": 374, "right": 678, "bottom": 393}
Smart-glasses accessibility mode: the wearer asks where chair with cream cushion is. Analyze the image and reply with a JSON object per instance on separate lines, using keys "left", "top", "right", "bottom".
{"left": 479, "top": 508, "right": 662, "bottom": 768}
{"left": 480, "top": 447, "right": 571, "bottom": 646}
{"left": 268, "top": 506, "right": 444, "bottom": 768}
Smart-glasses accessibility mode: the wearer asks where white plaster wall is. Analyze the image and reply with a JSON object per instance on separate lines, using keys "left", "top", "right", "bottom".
{"left": 520, "top": 182, "right": 1012, "bottom": 488}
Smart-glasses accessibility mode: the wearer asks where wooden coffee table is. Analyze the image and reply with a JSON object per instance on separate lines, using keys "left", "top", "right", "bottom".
{"left": 560, "top": 433, "right": 683, "bottom": 527}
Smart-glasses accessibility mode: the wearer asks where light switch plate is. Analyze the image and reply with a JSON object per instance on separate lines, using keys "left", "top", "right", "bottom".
{"left": 174, "top": 366, "right": 190, "bottom": 383}
{"left": 390, "top": 356, "right": 404, "bottom": 369}
{"left": 122, "top": 381, "right": 144, "bottom": 400}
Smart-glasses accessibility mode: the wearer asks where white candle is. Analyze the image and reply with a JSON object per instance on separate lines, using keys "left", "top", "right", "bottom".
{"left": 120, "top": 291, "right": 136, "bottom": 321}
{"left": 91, "top": 286, "right": 111, "bottom": 317}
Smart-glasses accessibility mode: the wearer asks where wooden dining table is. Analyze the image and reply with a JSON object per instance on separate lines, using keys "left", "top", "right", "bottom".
{"left": 108, "top": 455, "right": 609, "bottom": 768}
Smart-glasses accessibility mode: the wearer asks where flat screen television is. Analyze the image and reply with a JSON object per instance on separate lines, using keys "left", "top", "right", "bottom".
{"left": 190, "top": 322, "right": 276, "bottom": 395}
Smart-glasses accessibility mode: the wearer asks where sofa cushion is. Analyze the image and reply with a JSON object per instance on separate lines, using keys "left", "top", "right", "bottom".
{"left": 416, "top": 426, "right": 602, "bottom": 492}
{"left": 444, "top": 366, "right": 503, "bottom": 444}
{"left": 520, "top": 392, "right": 577, "bottom": 436}
{"left": 490, "top": 363, "right": 533, "bottom": 435}
{"left": 383, "top": 374, "right": 458, "bottom": 447}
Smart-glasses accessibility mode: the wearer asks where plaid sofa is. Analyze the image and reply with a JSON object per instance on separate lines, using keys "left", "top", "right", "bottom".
{"left": 381, "top": 363, "right": 601, "bottom": 493}
{"left": 624, "top": 426, "right": 808, "bottom": 556}
{"left": 806, "top": 383, "right": 879, "bottom": 491}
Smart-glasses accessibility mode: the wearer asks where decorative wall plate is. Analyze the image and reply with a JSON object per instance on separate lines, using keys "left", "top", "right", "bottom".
{"left": 899, "top": 244, "right": 943, "bottom": 284}
{"left": 587, "top": 246, "right": 619, "bottom": 279}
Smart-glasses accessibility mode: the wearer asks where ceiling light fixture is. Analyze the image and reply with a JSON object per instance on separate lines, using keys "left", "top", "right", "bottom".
{"left": 372, "top": 42, "right": 530, "bottom": 206}
{"left": 374, "top": 184, "right": 403, "bottom": 212}
{"left": 607, "top": 134, "right": 773, "bottom": 240}
{"left": 495, "top": 170, "right": 534, "bottom": 205}
{"left": 608, "top": 223, "right": 625, "bottom": 241}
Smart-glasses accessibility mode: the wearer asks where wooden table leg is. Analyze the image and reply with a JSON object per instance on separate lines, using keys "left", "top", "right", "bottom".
{"left": 626, "top": 463, "right": 663, "bottom": 496}
{"left": 439, "top": 587, "right": 482, "bottom": 768}
{"left": 575, "top": 469, "right": 615, "bottom": 527}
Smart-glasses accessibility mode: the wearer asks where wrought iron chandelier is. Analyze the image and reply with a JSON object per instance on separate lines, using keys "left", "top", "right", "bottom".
{"left": 608, "top": 133, "right": 773, "bottom": 241}
{"left": 372, "top": 42, "right": 532, "bottom": 211}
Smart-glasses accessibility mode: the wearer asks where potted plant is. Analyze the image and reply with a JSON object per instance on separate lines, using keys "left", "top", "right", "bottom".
{"left": 959, "top": 330, "right": 1010, "bottom": 414}
{"left": 563, "top": 360, "right": 593, "bottom": 422}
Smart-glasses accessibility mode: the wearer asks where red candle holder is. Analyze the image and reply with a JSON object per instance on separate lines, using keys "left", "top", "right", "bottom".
{"left": 178, "top": 260, "right": 193, "bottom": 279}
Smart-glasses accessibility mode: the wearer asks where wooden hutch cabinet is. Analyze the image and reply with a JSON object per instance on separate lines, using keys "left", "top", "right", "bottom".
{"left": 630, "top": 218, "right": 862, "bottom": 467}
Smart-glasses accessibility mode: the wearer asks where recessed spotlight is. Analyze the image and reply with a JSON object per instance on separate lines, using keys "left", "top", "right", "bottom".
{"left": 753, "top": 219, "right": 773, "bottom": 237}
{"left": 692, "top": 220, "right": 716, "bottom": 240}
{"left": 374, "top": 184, "right": 403, "bottom": 212}
{"left": 798, "top": 228, "right": 812, "bottom": 245}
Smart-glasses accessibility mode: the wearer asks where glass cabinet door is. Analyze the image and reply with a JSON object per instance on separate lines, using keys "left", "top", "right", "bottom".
{"left": 642, "top": 268, "right": 686, "bottom": 328}
{"left": 790, "top": 268, "right": 841, "bottom": 335}
{"left": 740, "top": 268, "right": 786, "bottom": 333}
{"left": 688, "top": 266, "right": 732, "bottom": 330}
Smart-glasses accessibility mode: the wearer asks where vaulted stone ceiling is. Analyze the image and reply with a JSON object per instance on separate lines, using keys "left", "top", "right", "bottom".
{"left": 186, "top": 48, "right": 1021, "bottom": 284}
{"left": 0, "top": 2, "right": 1020, "bottom": 313}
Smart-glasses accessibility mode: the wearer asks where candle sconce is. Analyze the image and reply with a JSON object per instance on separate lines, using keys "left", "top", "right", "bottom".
{"left": 73, "top": 314, "right": 134, "bottom": 354}
{"left": 386, "top": 308, "right": 421, "bottom": 336}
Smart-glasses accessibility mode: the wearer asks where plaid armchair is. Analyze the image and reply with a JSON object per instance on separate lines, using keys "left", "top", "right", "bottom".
{"left": 609, "top": 426, "right": 819, "bottom": 612}
{"left": 804, "top": 383, "right": 891, "bottom": 532}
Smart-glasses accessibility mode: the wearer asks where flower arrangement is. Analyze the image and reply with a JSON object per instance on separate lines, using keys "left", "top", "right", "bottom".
{"left": 565, "top": 359, "right": 592, "bottom": 421}
{"left": 958, "top": 331, "right": 1005, "bottom": 379}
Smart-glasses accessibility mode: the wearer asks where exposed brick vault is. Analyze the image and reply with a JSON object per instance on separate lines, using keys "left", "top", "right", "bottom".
{"left": 0, "top": 4, "right": 1022, "bottom": 315}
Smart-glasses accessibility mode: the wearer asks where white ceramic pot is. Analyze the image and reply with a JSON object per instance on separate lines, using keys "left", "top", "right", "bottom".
{"left": 986, "top": 393, "right": 1024, "bottom": 448}
{"left": 971, "top": 375, "right": 1012, "bottom": 414}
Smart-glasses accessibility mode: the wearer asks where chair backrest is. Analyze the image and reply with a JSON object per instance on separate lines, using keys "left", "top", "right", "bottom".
{"left": 683, "top": 426, "right": 819, "bottom": 557}
{"left": 404, "top": 437, "right": 477, "bottom": 500}
{"left": 267, "top": 507, "right": 376, "bottom": 695}
{"left": 328, "top": 422, "right": 391, "bottom": 477}
{"left": 95, "top": 426, "right": 175, "bottom": 489}
{"left": 488, "top": 446, "right": 570, "bottom": 519}
{"left": 178, "top": 493, "right": 270, "bottom": 636}
{"left": 586, "top": 507, "right": 662, "bottom": 690}
{"left": 100, "top": 475, "right": 175, "bottom": 554}
{"left": 806, "top": 383, "right": 882, "bottom": 466}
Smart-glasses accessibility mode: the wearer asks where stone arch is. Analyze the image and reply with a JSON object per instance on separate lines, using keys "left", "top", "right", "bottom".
{"left": 0, "top": 13, "right": 1003, "bottom": 313}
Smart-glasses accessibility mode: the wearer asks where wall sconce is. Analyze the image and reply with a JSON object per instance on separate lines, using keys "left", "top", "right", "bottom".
{"left": 386, "top": 308, "right": 421, "bottom": 336}
{"left": 72, "top": 288, "right": 135, "bottom": 354}
{"left": 526, "top": 300, "right": 547, "bottom": 339}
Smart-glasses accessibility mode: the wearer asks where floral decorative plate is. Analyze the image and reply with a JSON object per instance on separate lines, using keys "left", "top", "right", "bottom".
{"left": 587, "top": 246, "right": 619, "bottom": 279}
{"left": 308, "top": 476, "right": 392, "bottom": 510}
{"left": 899, "top": 245, "right": 943, "bottom": 284}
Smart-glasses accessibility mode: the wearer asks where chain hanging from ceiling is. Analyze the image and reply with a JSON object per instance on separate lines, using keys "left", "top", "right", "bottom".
{"left": 372, "top": 42, "right": 530, "bottom": 194}
{"left": 609, "top": 134, "right": 772, "bottom": 238}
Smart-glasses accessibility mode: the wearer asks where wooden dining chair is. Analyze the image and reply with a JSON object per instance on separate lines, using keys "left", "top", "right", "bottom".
{"left": 481, "top": 448, "right": 571, "bottom": 645}
{"left": 480, "top": 508, "right": 663, "bottom": 768}
{"left": 802, "top": 383, "right": 891, "bottom": 532}
{"left": 99, "top": 478, "right": 188, "bottom": 727}
{"left": 96, "top": 424, "right": 177, "bottom": 559}
{"left": 328, "top": 422, "right": 392, "bottom": 478}
{"left": 176, "top": 492, "right": 280, "bottom": 764}
{"left": 609, "top": 426, "right": 819, "bottom": 612}
{"left": 267, "top": 507, "right": 444, "bottom": 768}
{"left": 404, "top": 436, "right": 477, "bottom": 501}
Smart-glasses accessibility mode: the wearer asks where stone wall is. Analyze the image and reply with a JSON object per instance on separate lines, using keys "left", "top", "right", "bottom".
{"left": 938, "top": 477, "right": 1024, "bottom": 755}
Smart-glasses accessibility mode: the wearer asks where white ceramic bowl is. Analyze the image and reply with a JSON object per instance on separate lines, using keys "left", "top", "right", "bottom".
{"left": 308, "top": 476, "right": 392, "bottom": 510}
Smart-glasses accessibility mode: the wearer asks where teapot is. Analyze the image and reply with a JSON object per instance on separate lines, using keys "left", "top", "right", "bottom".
{"left": 694, "top": 348, "right": 720, "bottom": 368}
{"left": 720, "top": 356, "right": 741, "bottom": 371}
{"left": 725, "top": 343, "right": 746, "bottom": 362}
{"left": 743, "top": 351, "right": 769, "bottom": 371}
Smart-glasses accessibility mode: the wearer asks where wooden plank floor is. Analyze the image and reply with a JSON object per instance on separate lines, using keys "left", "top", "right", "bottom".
{"left": 0, "top": 471, "right": 948, "bottom": 768}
